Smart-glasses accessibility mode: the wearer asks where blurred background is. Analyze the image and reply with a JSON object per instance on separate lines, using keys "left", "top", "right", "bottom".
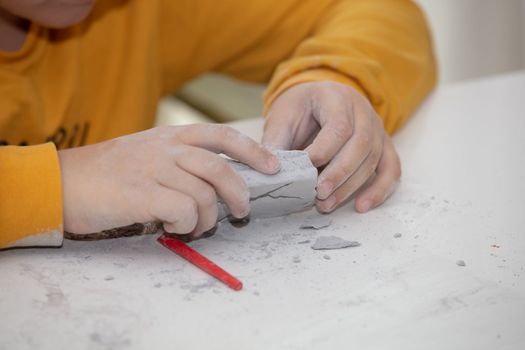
{"left": 156, "top": 0, "right": 525, "bottom": 126}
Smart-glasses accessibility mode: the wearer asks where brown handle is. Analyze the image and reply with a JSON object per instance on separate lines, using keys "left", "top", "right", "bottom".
{"left": 64, "top": 221, "right": 218, "bottom": 242}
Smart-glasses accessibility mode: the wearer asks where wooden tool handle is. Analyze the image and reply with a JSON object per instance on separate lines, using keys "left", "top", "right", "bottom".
{"left": 64, "top": 221, "right": 217, "bottom": 242}
{"left": 64, "top": 221, "right": 162, "bottom": 241}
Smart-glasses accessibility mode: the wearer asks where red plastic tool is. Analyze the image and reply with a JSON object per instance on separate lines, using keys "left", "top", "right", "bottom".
{"left": 157, "top": 234, "right": 243, "bottom": 291}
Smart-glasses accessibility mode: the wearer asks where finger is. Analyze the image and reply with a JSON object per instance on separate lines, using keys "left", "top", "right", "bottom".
{"left": 316, "top": 141, "right": 383, "bottom": 213}
{"left": 315, "top": 107, "right": 375, "bottom": 200}
{"left": 157, "top": 168, "right": 218, "bottom": 237}
{"left": 262, "top": 111, "right": 295, "bottom": 151}
{"left": 262, "top": 88, "right": 318, "bottom": 150}
{"left": 147, "top": 186, "right": 198, "bottom": 234}
{"left": 176, "top": 124, "right": 280, "bottom": 174}
{"left": 173, "top": 145, "right": 251, "bottom": 219}
{"left": 355, "top": 136, "right": 401, "bottom": 213}
{"left": 304, "top": 90, "right": 354, "bottom": 168}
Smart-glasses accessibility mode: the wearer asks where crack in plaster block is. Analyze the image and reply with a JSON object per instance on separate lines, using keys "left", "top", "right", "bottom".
{"left": 218, "top": 150, "right": 317, "bottom": 220}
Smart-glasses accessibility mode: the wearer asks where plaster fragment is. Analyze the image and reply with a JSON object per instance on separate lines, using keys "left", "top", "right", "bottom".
{"left": 300, "top": 215, "right": 332, "bottom": 230}
{"left": 311, "top": 236, "right": 361, "bottom": 250}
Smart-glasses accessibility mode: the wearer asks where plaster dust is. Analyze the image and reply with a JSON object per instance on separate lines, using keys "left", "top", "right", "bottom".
{"left": 311, "top": 236, "right": 361, "bottom": 250}
{"left": 218, "top": 150, "right": 317, "bottom": 220}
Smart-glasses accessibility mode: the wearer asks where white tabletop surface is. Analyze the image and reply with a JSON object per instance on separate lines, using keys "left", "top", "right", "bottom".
{"left": 1, "top": 72, "right": 524, "bottom": 350}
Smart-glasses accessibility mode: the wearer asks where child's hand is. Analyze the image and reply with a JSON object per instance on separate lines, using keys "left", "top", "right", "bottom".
{"left": 263, "top": 81, "right": 401, "bottom": 213}
{"left": 58, "top": 124, "right": 280, "bottom": 237}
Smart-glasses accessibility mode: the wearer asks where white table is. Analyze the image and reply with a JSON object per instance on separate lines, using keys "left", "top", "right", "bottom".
{"left": 1, "top": 72, "right": 524, "bottom": 350}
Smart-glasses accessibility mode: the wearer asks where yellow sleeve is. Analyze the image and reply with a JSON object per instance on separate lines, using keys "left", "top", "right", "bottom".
{"left": 0, "top": 143, "right": 63, "bottom": 249}
{"left": 160, "top": 0, "right": 436, "bottom": 133}
{"left": 263, "top": 0, "right": 438, "bottom": 133}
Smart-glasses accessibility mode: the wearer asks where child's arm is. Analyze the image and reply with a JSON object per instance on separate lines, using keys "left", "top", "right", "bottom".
{"left": 0, "top": 125, "right": 279, "bottom": 249}
{"left": 159, "top": 0, "right": 436, "bottom": 213}
{"left": 159, "top": 0, "right": 436, "bottom": 132}
{"left": 262, "top": 0, "right": 437, "bottom": 133}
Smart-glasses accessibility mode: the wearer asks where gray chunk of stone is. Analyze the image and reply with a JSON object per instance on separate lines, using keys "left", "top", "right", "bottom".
{"left": 300, "top": 215, "right": 332, "bottom": 230}
{"left": 218, "top": 150, "right": 317, "bottom": 220}
{"left": 311, "top": 236, "right": 361, "bottom": 250}
{"left": 393, "top": 233, "right": 402, "bottom": 238}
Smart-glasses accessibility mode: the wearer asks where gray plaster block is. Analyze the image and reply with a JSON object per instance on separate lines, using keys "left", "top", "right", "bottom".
{"left": 218, "top": 150, "right": 317, "bottom": 220}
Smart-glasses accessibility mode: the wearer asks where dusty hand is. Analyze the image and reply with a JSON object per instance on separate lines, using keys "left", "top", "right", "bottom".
{"left": 263, "top": 81, "right": 401, "bottom": 213}
{"left": 58, "top": 124, "right": 280, "bottom": 237}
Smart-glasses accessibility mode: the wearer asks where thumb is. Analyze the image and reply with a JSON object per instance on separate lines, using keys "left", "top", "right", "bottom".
{"left": 262, "top": 91, "right": 304, "bottom": 150}
{"left": 261, "top": 113, "right": 294, "bottom": 151}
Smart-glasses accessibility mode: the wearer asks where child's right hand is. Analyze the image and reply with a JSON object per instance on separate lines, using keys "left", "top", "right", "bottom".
{"left": 57, "top": 124, "right": 280, "bottom": 238}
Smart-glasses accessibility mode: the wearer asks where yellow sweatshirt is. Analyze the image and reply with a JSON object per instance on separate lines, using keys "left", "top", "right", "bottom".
{"left": 0, "top": 0, "right": 436, "bottom": 249}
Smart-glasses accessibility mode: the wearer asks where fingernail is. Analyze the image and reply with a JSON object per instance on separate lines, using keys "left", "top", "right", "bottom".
{"left": 200, "top": 226, "right": 217, "bottom": 239}
{"left": 317, "top": 181, "right": 333, "bottom": 200}
{"left": 228, "top": 215, "right": 251, "bottom": 228}
{"left": 267, "top": 155, "right": 281, "bottom": 172}
{"left": 235, "top": 207, "right": 250, "bottom": 220}
{"left": 359, "top": 200, "right": 373, "bottom": 213}
{"left": 320, "top": 196, "right": 337, "bottom": 212}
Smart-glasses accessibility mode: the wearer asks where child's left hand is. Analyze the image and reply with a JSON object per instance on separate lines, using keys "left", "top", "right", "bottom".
{"left": 262, "top": 81, "right": 401, "bottom": 213}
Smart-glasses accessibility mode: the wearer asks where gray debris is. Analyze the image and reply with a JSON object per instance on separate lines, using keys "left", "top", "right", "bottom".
{"left": 456, "top": 260, "right": 466, "bottom": 267}
{"left": 300, "top": 215, "right": 333, "bottom": 230}
{"left": 311, "top": 236, "right": 361, "bottom": 250}
{"left": 293, "top": 256, "right": 301, "bottom": 263}
{"left": 394, "top": 233, "right": 402, "bottom": 238}
{"left": 323, "top": 255, "right": 331, "bottom": 260}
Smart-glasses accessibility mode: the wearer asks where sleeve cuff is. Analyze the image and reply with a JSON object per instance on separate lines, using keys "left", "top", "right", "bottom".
{"left": 0, "top": 143, "right": 64, "bottom": 249}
